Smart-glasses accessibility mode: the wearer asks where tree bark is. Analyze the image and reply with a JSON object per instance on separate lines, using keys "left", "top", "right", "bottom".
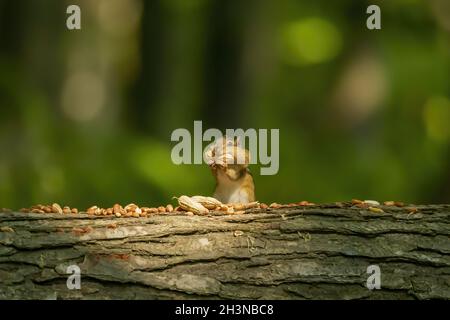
{"left": 0, "top": 203, "right": 449, "bottom": 300}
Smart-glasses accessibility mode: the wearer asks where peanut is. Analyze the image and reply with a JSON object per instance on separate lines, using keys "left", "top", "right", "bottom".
{"left": 234, "top": 230, "right": 244, "bottom": 237}
{"left": 176, "top": 196, "right": 209, "bottom": 215}
{"left": 87, "top": 206, "right": 98, "bottom": 215}
{"left": 406, "top": 207, "right": 418, "bottom": 214}
{"left": 113, "top": 204, "right": 122, "bottom": 214}
{"left": 260, "top": 203, "right": 268, "bottom": 209}
{"left": 125, "top": 203, "right": 138, "bottom": 212}
{"left": 0, "top": 226, "right": 14, "bottom": 233}
{"left": 52, "top": 203, "right": 63, "bottom": 214}
{"left": 364, "top": 200, "right": 380, "bottom": 206}
{"left": 43, "top": 206, "right": 53, "bottom": 213}
{"left": 190, "top": 196, "right": 222, "bottom": 209}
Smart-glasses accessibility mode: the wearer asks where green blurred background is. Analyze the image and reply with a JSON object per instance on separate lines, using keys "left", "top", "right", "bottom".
{"left": 0, "top": 0, "right": 449, "bottom": 210}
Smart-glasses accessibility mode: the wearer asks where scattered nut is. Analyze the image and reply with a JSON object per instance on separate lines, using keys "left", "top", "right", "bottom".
{"left": 113, "top": 204, "right": 122, "bottom": 214}
{"left": 43, "top": 206, "right": 53, "bottom": 213}
{"left": 87, "top": 206, "right": 98, "bottom": 215}
{"left": 364, "top": 200, "right": 380, "bottom": 206}
{"left": 158, "top": 206, "right": 166, "bottom": 213}
{"left": 232, "top": 202, "right": 259, "bottom": 210}
{"left": 298, "top": 201, "right": 314, "bottom": 206}
{"left": 0, "top": 226, "right": 14, "bottom": 233}
{"left": 369, "top": 207, "right": 384, "bottom": 213}
{"left": 125, "top": 203, "right": 138, "bottom": 211}
{"left": 52, "top": 203, "right": 63, "bottom": 214}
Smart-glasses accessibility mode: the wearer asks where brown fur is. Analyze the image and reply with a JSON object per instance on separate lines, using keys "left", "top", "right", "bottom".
{"left": 209, "top": 139, "right": 255, "bottom": 203}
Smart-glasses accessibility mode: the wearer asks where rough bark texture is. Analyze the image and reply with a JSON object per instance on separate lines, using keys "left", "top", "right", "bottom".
{"left": 0, "top": 203, "right": 449, "bottom": 300}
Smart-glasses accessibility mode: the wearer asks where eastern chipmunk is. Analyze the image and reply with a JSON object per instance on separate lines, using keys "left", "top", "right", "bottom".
{"left": 204, "top": 136, "right": 255, "bottom": 204}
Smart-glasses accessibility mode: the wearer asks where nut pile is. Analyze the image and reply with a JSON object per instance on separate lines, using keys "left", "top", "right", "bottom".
{"left": 3, "top": 198, "right": 415, "bottom": 218}
{"left": 8, "top": 196, "right": 317, "bottom": 218}
{"left": 19, "top": 203, "right": 78, "bottom": 214}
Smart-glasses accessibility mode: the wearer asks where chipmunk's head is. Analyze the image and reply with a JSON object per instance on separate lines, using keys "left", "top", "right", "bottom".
{"left": 204, "top": 135, "right": 249, "bottom": 168}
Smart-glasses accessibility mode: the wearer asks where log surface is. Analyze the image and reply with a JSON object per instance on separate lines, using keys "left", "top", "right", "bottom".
{"left": 0, "top": 203, "right": 449, "bottom": 300}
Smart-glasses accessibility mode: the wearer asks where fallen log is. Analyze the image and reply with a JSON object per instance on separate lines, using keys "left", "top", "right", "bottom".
{"left": 0, "top": 203, "right": 449, "bottom": 299}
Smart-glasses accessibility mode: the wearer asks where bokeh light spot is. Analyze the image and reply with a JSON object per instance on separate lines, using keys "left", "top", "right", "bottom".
{"left": 61, "top": 71, "right": 106, "bottom": 122}
{"left": 423, "top": 96, "right": 450, "bottom": 143}
{"left": 97, "top": 0, "right": 143, "bottom": 37}
{"left": 281, "top": 17, "right": 342, "bottom": 66}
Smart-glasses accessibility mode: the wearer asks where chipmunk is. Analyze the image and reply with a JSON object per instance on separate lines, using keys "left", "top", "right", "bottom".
{"left": 204, "top": 136, "right": 255, "bottom": 204}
